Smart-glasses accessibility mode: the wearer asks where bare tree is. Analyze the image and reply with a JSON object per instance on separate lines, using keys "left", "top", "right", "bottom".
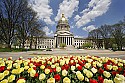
{"left": 29, "top": 21, "right": 45, "bottom": 49}
{"left": 111, "top": 23, "right": 125, "bottom": 50}
{"left": 0, "top": 0, "right": 28, "bottom": 48}
{"left": 16, "top": 6, "right": 38, "bottom": 48}
{"left": 88, "top": 29, "right": 102, "bottom": 49}
{"left": 98, "top": 25, "right": 112, "bottom": 49}
{"left": 0, "top": 0, "right": 45, "bottom": 49}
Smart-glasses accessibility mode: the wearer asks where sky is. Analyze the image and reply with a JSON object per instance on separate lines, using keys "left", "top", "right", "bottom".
{"left": 28, "top": 0, "right": 125, "bottom": 38}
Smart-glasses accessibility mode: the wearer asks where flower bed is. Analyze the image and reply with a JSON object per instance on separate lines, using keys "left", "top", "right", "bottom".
{"left": 0, "top": 55, "right": 125, "bottom": 83}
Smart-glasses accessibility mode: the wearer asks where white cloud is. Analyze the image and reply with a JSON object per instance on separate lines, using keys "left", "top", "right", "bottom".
{"left": 74, "top": 35, "right": 84, "bottom": 38}
{"left": 74, "top": 15, "right": 80, "bottom": 21}
{"left": 55, "top": 0, "right": 79, "bottom": 21}
{"left": 75, "top": 0, "right": 111, "bottom": 28}
{"left": 82, "top": 25, "right": 96, "bottom": 32}
{"left": 28, "top": 0, "right": 55, "bottom": 25}
{"left": 43, "top": 26, "right": 54, "bottom": 36}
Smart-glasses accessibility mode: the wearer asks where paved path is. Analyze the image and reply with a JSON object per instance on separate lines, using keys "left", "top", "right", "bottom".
{"left": 0, "top": 49, "right": 125, "bottom": 59}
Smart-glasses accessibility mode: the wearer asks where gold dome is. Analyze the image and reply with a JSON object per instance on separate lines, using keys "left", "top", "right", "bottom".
{"left": 58, "top": 14, "right": 68, "bottom": 24}
{"left": 56, "top": 14, "right": 70, "bottom": 31}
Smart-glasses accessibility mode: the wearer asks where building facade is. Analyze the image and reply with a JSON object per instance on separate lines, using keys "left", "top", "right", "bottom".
{"left": 25, "top": 14, "right": 104, "bottom": 49}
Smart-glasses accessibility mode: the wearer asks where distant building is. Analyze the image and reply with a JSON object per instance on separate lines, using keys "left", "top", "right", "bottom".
{"left": 24, "top": 14, "right": 104, "bottom": 49}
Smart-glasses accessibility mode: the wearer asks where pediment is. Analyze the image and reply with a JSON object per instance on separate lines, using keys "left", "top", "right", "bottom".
{"left": 56, "top": 31, "right": 73, "bottom": 36}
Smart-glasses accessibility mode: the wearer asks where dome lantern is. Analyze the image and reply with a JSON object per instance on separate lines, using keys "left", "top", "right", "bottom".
{"left": 56, "top": 14, "right": 70, "bottom": 31}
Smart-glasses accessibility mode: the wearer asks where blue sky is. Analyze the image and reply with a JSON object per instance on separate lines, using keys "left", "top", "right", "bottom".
{"left": 29, "top": 0, "right": 125, "bottom": 38}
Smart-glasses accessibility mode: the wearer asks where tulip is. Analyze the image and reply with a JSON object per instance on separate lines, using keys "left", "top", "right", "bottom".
{"left": 54, "top": 74, "right": 61, "bottom": 81}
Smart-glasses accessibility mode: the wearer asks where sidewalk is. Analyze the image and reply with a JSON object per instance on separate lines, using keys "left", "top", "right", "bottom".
{"left": 0, "top": 49, "right": 125, "bottom": 59}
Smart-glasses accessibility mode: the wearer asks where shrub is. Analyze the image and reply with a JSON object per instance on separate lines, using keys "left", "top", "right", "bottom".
{"left": 82, "top": 42, "right": 93, "bottom": 49}
{"left": 60, "top": 43, "right": 66, "bottom": 48}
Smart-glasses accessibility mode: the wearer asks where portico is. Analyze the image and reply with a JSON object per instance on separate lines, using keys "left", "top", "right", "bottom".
{"left": 57, "top": 36, "right": 74, "bottom": 45}
{"left": 54, "top": 14, "right": 74, "bottom": 48}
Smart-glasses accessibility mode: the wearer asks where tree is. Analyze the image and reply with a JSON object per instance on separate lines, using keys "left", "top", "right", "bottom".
{"left": 16, "top": 6, "right": 37, "bottom": 48}
{"left": 88, "top": 29, "right": 102, "bottom": 49}
{"left": 0, "top": 0, "right": 29, "bottom": 48}
{"left": 29, "top": 24, "right": 45, "bottom": 49}
{"left": 112, "top": 44, "right": 118, "bottom": 51}
{"left": 98, "top": 25, "right": 112, "bottom": 49}
{"left": 0, "top": 0, "right": 45, "bottom": 49}
{"left": 111, "top": 23, "right": 125, "bottom": 50}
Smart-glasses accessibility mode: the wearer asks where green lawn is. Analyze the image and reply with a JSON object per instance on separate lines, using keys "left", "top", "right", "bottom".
{"left": 0, "top": 48, "right": 43, "bottom": 52}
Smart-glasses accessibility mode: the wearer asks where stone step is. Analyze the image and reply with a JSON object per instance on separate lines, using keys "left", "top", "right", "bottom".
{"left": 66, "top": 45, "right": 76, "bottom": 50}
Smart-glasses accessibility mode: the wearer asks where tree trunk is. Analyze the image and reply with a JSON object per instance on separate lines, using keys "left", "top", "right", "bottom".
{"left": 35, "top": 37, "right": 37, "bottom": 49}
{"left": 22, "top": 40, "right": 25, "bottom": 48}
{"left": 7, "top": 44, "right": 11, "bottom": 49}
{"left": 30, "top": 36, "right": 33, "bottom": 49}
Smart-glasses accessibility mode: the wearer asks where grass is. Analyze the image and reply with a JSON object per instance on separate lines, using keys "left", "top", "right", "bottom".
{"left": 0, "top": 48, "right": 12, "bottom": 52}
{"left": 0, "top": 48, "right": 44, "bottom": 52}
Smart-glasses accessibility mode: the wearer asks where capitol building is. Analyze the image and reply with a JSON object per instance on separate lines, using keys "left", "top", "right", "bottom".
{"left": 25, "top": 14, "right": 103, "bottom": 49}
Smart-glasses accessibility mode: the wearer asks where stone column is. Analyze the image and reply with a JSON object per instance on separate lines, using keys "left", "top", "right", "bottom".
{"left": 71, "top": 37, "right": 72, "bottom": 45}
{"left": 64, "top": 37, "right": 66, "bottom": 44}
{"left": 63, "top": 37, "right": 64, "bottom": 43}
{"left": 66, "top": 37, "right": 67, "bottom": 45}
{"left": 68, "top": 37, "right": 70, "bottom": 45}
{"left": 72, "top": 37, "right": 74, "bottom": 46}
{"left": 69, "top": 37, "right": 70, "bottom": 45}
{"left": 60, "top": 37, "right": 62, "bottom": 44}
{"left": 67, "top": 37, "right": 69, "bottom": 45}
{"left": 62, "top": 37, "right": 63, "bottom": 44}
{"left": 54, "top": 36, "right": 57, "bottom": 48}
{"left": 56, "top": 37, "right": 59, "bottom": 48}
{"left": 59, "top": 37, "right": 60, "bottom": 46}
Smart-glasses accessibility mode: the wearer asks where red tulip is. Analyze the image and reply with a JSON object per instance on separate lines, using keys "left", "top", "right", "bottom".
{"left": 68, "top": 62, "right": 71, "bottom": 66}
{"left": 72, "top": 62, "right": 76, "bottom": 66}
{"left": 34, "top": 63, "right": 41, "bottom": 67}
{"left": 124, "top": 70, "right": 125, "bottom": 73}
{"left": 34, "top": 73, "right": 39, "bottom": 78}
{"left": 77, "top": 65, "right": 82, "bottom": 71}
{"left": 50, "top": 69, "right": 53, "bottom": 73}
{"left": 53, "top": 68, "right": 56, "bottom": 73}
{"left": 123, "top": 73, "right": 125, "bottom": 77}
{"left": 98, "top": 76, "right": 104, "bottom": 83}
{"left": 61, "top": 66, "right": 65, "bottom": 70}
{"left": 98, "top": 68, "right": 104, "bottom": 74}
{"left": 49, "top": 58, "right": 52, "bottom": 61}
{"left": 112, "top": 71, "right": 118, "bottom": 76}
{"left": 54, "top": 74, "right": 61, "bottom": 81}
{"left": 0, "top": 66, "right": 5, "bottom": 72}
{"left": 65, "top": 65, "right": 69, "bottom": 70}
{"left": 70, "top": 57, "right": 74, "bottom": 60}
{"left": 47, "top": 66, "right": 51, "bottom": 69}
{"left": 57, "top": 60, "right": 60, "bottom": 63}
{"left": 82, "top": 60, "right": 86, "bottom": 63}
{"left": 28, "top": 58, "right": 31, "bottom": 60}
{"left": 118, "top": 67, "right": 122, "bottom": 72}
{"left": 78, "top": 61, "right": 85, "bottom": 66}
{"left": 33, "top": 67, "right": 36, "bottom": 70}
{"left": 18, "top": 58, "right": 22, "bottom": 60}
{"left": 103, "top": 64, "right": 108, "bottom": 70}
